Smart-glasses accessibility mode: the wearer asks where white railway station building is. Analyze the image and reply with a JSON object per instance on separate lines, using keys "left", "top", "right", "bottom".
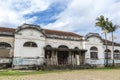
{"left": 0, "top": 23, "right": 120, "bottom": 68}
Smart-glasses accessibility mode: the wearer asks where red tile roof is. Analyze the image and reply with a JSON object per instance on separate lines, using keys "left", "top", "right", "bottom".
{"left": 103, "top": 39, "right": 120, "bottom": 46}
{"left": 44, "top": 29, "right": 83, "bottom": 38}
{"left": 0, "top": 27, "right": 15, "bottom": 33}
{"left": 0, "top": 27, "right": 82, "bottom": 37}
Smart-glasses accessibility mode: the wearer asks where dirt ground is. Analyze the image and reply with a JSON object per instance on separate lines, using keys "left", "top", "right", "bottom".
{"left": 0, "top": 69, "right": 120, "bottom": 80}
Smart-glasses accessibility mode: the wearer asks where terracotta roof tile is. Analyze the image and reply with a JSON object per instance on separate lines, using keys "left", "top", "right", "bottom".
{"left": 0, "top": 27, "right": 83, "bottom": 37}
{"left": 0, "top": 27, "right": 15, "bottom": 33}
{"left": 102, "top": 39, "right": 120, "bottom": 46}
{"left": 44, "top": 29, "right": 83, "bottom": 38}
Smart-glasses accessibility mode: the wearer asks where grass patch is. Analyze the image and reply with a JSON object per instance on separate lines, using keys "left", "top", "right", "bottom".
{"left": 94, "top": 66, "right": 120, "bottom": 70}
{"left": 0, "top": 70, "right": 49, "bottom": 76}
{"left": 0, "top": 69, "right": 73, "bottom": 76}
{"left": 0, "top": 67, "right": 120, "bottom": 76}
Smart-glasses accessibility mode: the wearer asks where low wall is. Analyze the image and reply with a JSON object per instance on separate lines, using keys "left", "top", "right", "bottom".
{"left": 0, "top": 58, "right": 12, "bottom": 64}
{"left": 13, "top": 57, "right": 45, "bottom": 66}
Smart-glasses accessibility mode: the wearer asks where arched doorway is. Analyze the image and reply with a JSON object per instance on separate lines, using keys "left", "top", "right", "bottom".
{"left": 57, "top": 45, "right": 69, "bottom": 65}
{"left": 44, "top": 45, "right": 52, "bottom": 65}
{"left": 45, "top": 45, "right": 52, "bottom": 59}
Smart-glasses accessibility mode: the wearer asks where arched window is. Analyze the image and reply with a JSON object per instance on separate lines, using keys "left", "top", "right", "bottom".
{"left": 90, "top": 47, "right": 98, "bottom": 59}
{"left": 58, "top": 45, "right": 69, "bottom": 51}
{"left": 114, "top": 49, "right": 120, "bottom": 60}
{"left": 114, "top": 50, "right": 120, "bottom": 53}
{"left": 105, "top": 49, "right": 111, "bottom": 53}
{"left": 23, "top": 41, "right": 37, "bottom": 47}
{"left": 45, "top": 45, "right": 52, "bottom": 49}
{"left": 74, "top": 47, "right": 79, "bottom": 50}
{"left": 104, "top": 49, "right": 111, "bottom": 59}
{"left": 58, "top": 45, "right": 68, "bottom": 49}
{"left": 90, "top": 47, "right": 98, "bottom": 51}
{"left": 0, "top": 42, "right": 11, "bottom": 48}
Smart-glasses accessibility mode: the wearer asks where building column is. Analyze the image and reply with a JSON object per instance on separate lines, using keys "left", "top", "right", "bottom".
{"left": 71, "top": 51, "right": 74, "bottom": 66}
{"left": 55, "top": 50, "right": 58, "bottom": 65}
{"left": 76, "top": 53, "right": 80, "bottom": 65}
{"left": 68, "top": 50, "right": 72, "bottom": 65}
{"left": 73, "top": 51, "right": 77, "bottom": 66}
{"left": 79, "top": 51, "right": 81, "bottom": 65}
{"left": 82, "top": 53, "right": 85, "bottom": 64}
{"left": 51, "top": 50, "right": 54, "bottom": 65}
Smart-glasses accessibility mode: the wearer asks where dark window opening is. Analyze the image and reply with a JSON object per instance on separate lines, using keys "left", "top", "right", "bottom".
{"left": 90, "top": 47, "right": 98, "bottom": 59}
{"left": 105, "top": 53, "right": 111, "bottom": 59}
{"left": 23, "top": 41, "right": 37, "bottom": 47}
{"left": 0, "top": 42, "right": 11, "bottom": 48}
{"left": 114, "top": 54, "right": 120, "bottom": 60}
{"left": 74, "top": 51, "right": 79, "bottom": 58}
{"left": 105, "top": 49, "right": 111, "bottom": 59}
{"left": 45, "top": 45, "right": 52, "bottom": 49}
{"left": 90, "top": 47, "right": 98, "bottom": 51}
{"left": 90, "top": 52, "right": 98, "bottom": 59}
{"left": 114, "top": 50, "right": 120, "bottom": 53}
{"left": 45, "top": 50, "right": 51, "bottom": 58}
{"left": 105, "top": 49, "right": 111, "bottom": 53}
{"left": 58, "top": 45, "right": 68, "bottom": 50}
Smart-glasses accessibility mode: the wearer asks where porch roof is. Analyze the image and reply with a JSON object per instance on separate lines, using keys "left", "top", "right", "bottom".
{"left": 44, "top": 47, "right": 87, "bottom": 52}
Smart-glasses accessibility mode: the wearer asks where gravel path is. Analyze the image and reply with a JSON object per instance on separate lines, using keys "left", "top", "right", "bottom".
{"left": 0, "top": 69, "right": 120, "bottom": 80}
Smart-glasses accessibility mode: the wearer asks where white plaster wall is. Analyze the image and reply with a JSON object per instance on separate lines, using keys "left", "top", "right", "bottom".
{"left": 16, "top": 29, "right": 45, "bottom": 40}
{"left": 84, "top": 37, "right": 104, "bottom": 66}
{"left": 14, "top": 39, "right": 45, "bottom": 57}
{"left": 13, "top": 29, "right": 45, "bottom": 65}
{"left": 46, "top": 38, "right": 83, "bottom": 49}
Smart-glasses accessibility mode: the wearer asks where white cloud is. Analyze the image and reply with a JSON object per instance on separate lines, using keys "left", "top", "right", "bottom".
{"left": 0, "top": 0, "right": 119, "bottom": 42}
{"left": 0, "top": 0, "right": 58, "bottom": 27}
{"left": 45, "top": 0, "right": 120, "bottom": 42}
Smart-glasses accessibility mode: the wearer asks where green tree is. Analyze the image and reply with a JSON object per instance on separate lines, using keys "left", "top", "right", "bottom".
{"left": 107, "top": 21, "right": 119, "bottom": 66}
{"left": 95, "top": 15, "right": 109, "bottom": 66}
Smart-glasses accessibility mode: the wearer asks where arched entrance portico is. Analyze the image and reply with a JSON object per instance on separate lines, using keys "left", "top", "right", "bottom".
{"left": 44, "top": 45, "right": 87, "bottom": 66}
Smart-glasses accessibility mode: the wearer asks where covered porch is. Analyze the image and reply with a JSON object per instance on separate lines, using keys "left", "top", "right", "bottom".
{"left": 44, "top": 45, "right": 87, "bottom": 66}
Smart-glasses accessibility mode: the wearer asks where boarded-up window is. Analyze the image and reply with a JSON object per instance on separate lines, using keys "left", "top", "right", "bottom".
{"left": 23, "top": 41, "right": 37, "bottom": 47}
{"left": 0, "top": 48, "right": 10, "bottom": 57}
{"left": 90, "top": 47, "right": 98, "bottom": 59}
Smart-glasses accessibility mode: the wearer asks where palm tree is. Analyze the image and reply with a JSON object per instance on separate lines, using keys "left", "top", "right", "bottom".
{"left": 107, "top": 21, "right": 119, "bottom": 66}
{"left": 95, "top": 15, "right": 109, "bottom": 66}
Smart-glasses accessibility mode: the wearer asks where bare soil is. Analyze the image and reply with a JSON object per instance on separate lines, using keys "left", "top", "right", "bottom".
{"left": 0, "top": 69, "right": 120, "bottom": 80}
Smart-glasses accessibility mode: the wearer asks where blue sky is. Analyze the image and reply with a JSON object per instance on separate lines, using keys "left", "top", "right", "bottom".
{"left": 0, "top": 0, "right": 120, "bottom": 42}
